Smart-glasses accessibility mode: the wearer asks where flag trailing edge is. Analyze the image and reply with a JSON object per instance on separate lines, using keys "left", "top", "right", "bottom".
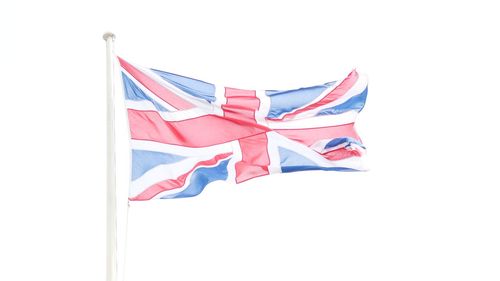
{"left": 118, "top": 57, "right": 368, "bottom": 200}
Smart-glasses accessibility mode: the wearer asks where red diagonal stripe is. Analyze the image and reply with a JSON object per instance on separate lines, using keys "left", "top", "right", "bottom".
{"left": 118, "top": 57, "right": 194, "bottom": 110}
{"left": 321, "top": 148, "right": 361, "bottom": 161}
{"left": 279, "top": 70, "right": 359, "bottom": 120}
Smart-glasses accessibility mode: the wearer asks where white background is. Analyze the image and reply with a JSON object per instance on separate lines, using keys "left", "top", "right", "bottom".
{"left": 1, "top": 1, "right": 499, "bottom": 280}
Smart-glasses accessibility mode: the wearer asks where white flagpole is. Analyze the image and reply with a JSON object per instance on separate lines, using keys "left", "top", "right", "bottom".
{"left": 103, "top": 32, "right": 117, "bottom": 281}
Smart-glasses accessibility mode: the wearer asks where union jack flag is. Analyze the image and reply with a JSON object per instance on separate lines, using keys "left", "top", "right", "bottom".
{"left": 119, "top": 57, "right": 368, "bottom": 200}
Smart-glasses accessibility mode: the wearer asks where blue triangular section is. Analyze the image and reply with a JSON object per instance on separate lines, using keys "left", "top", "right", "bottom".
{"left": 317, "top": 86, "right": 368, "bottom": 116}
{"left": 132, "top": 150, "right": 187, "bottom": 181}
{"left": 164, "top": 159, "right": 230, "bottom": 199}
{"left": 266, "top": 82, "right": 336, "bottom": 118}
{"left": 279, "top": 146, "right": 318, "bottom": 169}
{"left": 278, "top": 146, "right": 356, "bottom": 173}
{"left": 151, "top": 69, "right": 216, "bottom": 103}
{"left": 324, "top": 137, "right": 365, "bottom": 150}
{"left": 121, "top": 72, "right": 169, "bottom": 112}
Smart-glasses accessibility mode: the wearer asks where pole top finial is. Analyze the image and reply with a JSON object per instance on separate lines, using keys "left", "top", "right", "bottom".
{"left": 103, "top": 32, "right": 116, "bottom": 41}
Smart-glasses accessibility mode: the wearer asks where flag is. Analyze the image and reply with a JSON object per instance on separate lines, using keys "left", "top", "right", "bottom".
{"left": 118, "top": 57, "right": 368, "bottom": 200}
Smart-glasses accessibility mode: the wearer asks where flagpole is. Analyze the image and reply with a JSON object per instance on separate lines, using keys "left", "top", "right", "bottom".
{"left": 103, "top": 32, "right": 117, "bottom": 281}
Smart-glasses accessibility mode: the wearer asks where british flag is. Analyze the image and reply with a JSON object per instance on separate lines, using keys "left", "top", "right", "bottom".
{"left": 119, "top": 57, "right": 368, "bottom": 200}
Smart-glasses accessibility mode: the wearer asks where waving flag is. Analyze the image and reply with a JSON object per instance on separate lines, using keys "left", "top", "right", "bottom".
{"left": 119, "top": 57, "right": 368, "bottom": 200}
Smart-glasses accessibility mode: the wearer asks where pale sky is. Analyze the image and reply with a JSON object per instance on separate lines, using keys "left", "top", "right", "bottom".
{"left": 1, "top": 1, "right": 499, "bottom": 281}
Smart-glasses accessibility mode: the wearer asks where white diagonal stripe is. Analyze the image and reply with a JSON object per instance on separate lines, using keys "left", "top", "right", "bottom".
{"left": 267, "top": 110, "right": 357, "bottom": 129}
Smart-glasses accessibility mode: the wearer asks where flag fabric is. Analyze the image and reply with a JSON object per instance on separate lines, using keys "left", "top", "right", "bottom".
{"left": 118, "top": 57, "right": 368, "bottom": 200}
